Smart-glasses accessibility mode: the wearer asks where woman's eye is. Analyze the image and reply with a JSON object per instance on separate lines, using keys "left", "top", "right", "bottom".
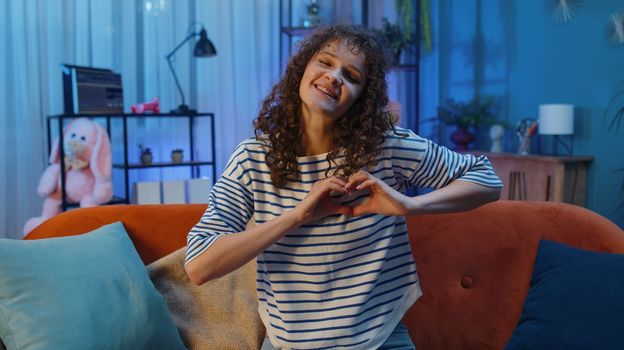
{"left": 319, "top": 60, "right": 330, "bottom": 66}
{"left": 345, "top": 73, "right": 359, "bottom": 84}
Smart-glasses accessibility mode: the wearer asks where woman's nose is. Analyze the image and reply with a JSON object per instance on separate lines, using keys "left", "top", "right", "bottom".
{"left": 325, "top": 72, "right": 343, "bottom": 86}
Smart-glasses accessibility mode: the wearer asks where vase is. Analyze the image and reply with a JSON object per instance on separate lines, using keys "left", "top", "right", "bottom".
{"left": 140, "top": 153, "right": 153, "bottom": 165}
{"left": 450, "top": 126, "right": 475, "bottom": 151}
{"left": 518, "top": 135, "right": 532, "bottom": 155}
{"left": 171, "top": 151, "right": 183, "bottom": 163}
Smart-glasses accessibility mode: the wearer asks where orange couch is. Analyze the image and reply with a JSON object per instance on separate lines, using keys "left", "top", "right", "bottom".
{"left": 25, "top": 201, "right": 624, "bottom": 349}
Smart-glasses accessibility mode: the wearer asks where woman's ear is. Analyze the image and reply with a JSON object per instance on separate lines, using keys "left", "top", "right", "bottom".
{"left": 89, "top": 122, "right": 112, "bottom": 181}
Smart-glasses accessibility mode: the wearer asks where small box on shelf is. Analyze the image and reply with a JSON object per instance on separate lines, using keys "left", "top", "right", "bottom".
{"left": 134, "top": 182, "right": 161, "bottom": 204}
{"left": 162, "top": 180, "right": 186, "bottom": 204}
{"left": 187, "top": 178, "right": 212, "bottom": 204}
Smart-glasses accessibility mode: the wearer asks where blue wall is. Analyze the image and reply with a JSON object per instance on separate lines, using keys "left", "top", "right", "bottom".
{"left": 429, "top": 0, "right": 624, "bottom": 227}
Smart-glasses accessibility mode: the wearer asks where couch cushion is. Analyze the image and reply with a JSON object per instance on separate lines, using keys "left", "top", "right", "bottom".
{"left": 148, "top": 247, "right": 264, "bottom": 350}
{"left": 0, "top": 222, "right": 186, "bottom": 350}
{"left": 505, "top": 239, "right": 624, "bottom": 349}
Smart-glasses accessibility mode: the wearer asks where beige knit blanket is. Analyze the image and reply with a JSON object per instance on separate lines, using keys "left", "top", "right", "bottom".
{"left": 148, "top": 248, "right": 265, "bottom": 350}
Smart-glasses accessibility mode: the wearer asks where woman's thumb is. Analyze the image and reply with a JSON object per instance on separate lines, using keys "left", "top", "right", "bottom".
{"left": 334, "top": 204, "right": 353, "bottom": 216}
{"left": 352, "top": 199, "right": 372, "bottom": 216}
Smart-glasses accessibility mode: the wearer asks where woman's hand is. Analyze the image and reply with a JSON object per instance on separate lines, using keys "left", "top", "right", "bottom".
{"left": 293, "top": 176, "right": 354, "bottom": 225}
{"left": 346, "top": 170, "right": 412, "bottom": 216}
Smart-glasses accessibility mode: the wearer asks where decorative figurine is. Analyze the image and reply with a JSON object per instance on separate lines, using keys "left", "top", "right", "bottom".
{"left": 131, "top": 97, "right": 160, "bottom": 114}
{"left": 489, "top": 124, "right": 505, "bottom": 153}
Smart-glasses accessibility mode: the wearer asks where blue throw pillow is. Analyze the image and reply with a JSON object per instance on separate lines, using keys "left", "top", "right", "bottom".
{"left": 505, "top": 239, "right": 624, "bottom": 350}
{"left": 0, "top": 222, "right": 186, "bottom": 350}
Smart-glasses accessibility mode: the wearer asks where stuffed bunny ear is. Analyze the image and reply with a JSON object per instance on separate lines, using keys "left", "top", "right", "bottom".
{"left": 90, "top": 122, "right": 112, "bottom": 181}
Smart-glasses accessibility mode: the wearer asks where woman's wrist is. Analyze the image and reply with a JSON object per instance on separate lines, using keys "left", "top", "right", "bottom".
{"left": 284, "top": 207, "right": 307, "bottom": 228}
{"left": 405, "top": 195, "right": 424, "bottom": 216}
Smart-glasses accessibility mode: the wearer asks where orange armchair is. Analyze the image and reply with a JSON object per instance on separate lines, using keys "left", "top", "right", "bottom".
{"left": 25, "top": 201, "right": 624, "bottom": 349}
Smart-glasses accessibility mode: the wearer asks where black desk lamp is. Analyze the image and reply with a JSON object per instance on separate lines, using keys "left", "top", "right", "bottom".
{"left": 166, "top": 26, "right": 216, "bottom": 113}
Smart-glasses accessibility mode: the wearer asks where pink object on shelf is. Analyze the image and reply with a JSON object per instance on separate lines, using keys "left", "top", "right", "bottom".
{"left": 131, "top": 97, "right": 160, "bottom": 114}
{"left": 23, "top": 118, "right": 113, "bottom": 236}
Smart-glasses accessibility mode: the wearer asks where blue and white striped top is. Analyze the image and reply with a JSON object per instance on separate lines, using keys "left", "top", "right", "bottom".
{"left": 186, "top": 127, "right": 502, "bottom": 350}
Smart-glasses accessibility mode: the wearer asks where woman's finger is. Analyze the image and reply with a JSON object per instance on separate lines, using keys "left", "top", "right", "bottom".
{"left": 329, "top": 176, "right": 348, "bottom": 188}
{"left": 352, "top": 198, "right": 372, "bottom": 216}
{"left": 355, "top": 179, "right": 377, "bottom": 191}
{"left": 346, "top": 171, "right": 370, "bottom": 190}
{"left": 326, "top": 182, "right": 348, "bottom": 194}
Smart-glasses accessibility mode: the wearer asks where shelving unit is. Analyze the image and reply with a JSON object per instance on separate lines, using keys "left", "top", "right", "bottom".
{"left": 279, "top": 0, "right": 420, "bottom": 132}
{"left": 47, "top": 112, "right": 216, "bottom": 210}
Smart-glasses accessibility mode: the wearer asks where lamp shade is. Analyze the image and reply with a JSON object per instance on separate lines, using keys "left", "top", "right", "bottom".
{"left": 193, "top": 28, "right": 217, "bottom": 57}
{"left": 538, "top": 104, "right": 574, "bottom": 135}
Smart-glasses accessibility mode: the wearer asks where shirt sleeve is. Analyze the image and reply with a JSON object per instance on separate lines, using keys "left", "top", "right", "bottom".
{"left": 390, "top": 129, "right": 503, "bottom": 190}
{"left": 185, "top": 142, "right": 255, "bottom": 265}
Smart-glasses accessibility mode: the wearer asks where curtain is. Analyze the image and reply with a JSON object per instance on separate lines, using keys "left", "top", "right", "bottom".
{"left": 0, "top": 0, "right": 280, "bottom": 239}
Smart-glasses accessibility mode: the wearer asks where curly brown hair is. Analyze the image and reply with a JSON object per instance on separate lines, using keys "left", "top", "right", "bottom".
{"left": 254, "top": 25, "right": 402, "bottom": 187}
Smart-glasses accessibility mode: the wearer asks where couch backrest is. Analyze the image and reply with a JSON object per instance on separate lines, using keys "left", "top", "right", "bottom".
{"left": 404, "top": 200, "right": 624, "bottom": 350}
{"left": 25, "top": 204, "right": 207, "bottom": 264}
{"left": 25, "top": 201, "right": 624, "bottom": 349}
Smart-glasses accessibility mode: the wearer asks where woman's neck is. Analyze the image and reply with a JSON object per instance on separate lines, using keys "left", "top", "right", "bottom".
{"left": 298, "top": 109, "right": 334, "bottom": 156}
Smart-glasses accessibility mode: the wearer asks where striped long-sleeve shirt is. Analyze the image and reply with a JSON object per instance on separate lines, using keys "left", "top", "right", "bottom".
{"left": 186, "top": 127, "right": 502, "bottom": 350}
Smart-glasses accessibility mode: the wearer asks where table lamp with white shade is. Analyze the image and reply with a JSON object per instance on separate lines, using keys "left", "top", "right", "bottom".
{"left": 538, "top": 104, "right": 575, "bottom": 155}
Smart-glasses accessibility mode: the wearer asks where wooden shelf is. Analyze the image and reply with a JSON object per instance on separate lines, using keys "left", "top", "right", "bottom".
{"left": 467, "top": 151, "right": 594, "bottom": 206}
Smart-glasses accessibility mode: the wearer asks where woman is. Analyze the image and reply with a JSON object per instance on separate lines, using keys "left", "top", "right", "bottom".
{"left": 185, "top": 25, "right": 502, "bottom": 350}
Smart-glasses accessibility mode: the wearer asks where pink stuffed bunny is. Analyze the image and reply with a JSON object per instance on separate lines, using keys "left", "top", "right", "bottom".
{"left": 23, "top": 118, "right": 113, "bottom": 236}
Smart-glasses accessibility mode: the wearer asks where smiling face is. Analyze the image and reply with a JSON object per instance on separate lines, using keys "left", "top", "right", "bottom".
{"left": 298, "top": 39, "right": 367, "bottom": 122}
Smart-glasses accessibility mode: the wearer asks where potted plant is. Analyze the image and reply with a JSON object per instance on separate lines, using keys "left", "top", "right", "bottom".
{"left": 170, "top": 149, "right": 184, "bottom": 163}
{"left": 375, "top": 17, "right": 414, "bottom": 65}
{"left": 139, "top": 144, "right": 153, "bottom": 165}
{"left": 433, "top": 96, "right": 500, "bottom": 151}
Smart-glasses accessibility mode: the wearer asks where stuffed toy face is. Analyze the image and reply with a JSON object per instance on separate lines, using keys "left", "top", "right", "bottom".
{"left": 49, "top": 118, "right": 112, "bottom": 178}
{"left": 63, "top": 124, "right": 98, "bottom": 169}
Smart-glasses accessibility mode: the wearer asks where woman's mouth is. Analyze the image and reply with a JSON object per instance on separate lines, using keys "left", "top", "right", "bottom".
{"left": 314, "top": 84, "right": 338, "bottom": 100}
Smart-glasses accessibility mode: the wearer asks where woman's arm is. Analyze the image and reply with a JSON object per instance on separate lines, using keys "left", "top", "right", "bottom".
{"left": 344, "top": 130, "right": 502, "bottom": 216}
{"left": 185, "top": 209, "right": 300, "bottom": 285}
{"left": 346, "top": 170, "right": 500, "bottom": 216}
{"left": 407, "top": 179, "right": 501, "bottom": 214}
{"left": 185, "top": 176, "right": 352, "bottom": 285}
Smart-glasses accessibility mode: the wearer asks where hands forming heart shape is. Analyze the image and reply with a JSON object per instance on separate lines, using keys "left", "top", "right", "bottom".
{"left": 294, "top": 170, "right": 413, "bottom": 225}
